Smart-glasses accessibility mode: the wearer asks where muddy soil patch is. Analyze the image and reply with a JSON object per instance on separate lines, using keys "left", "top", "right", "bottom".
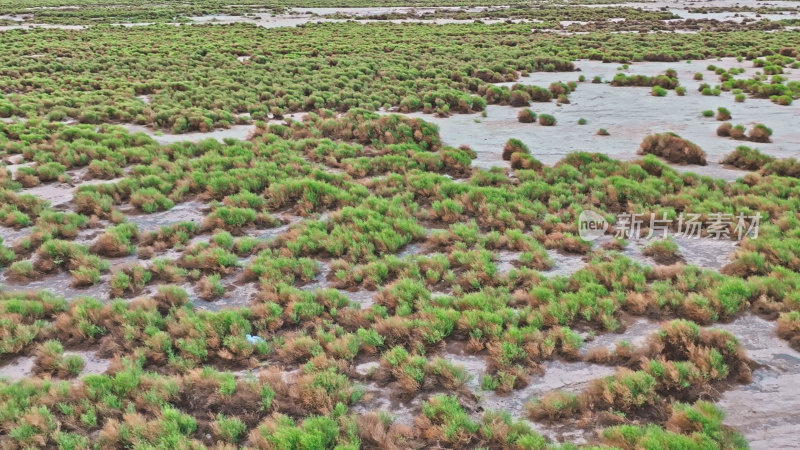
{"left": 715, "top": 314, "right": 800, "bottom": 449}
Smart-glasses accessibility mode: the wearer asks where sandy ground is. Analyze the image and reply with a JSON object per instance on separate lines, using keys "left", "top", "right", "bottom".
{"left": 395, "top": 58, "right": 799, "bottom": 181}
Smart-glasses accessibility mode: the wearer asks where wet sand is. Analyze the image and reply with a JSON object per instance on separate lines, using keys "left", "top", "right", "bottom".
{"left": 716, "top": 315, "right": 800, "bottom": 449}
{"left": 396, "top": 58, "right": 799, "bottom": 180}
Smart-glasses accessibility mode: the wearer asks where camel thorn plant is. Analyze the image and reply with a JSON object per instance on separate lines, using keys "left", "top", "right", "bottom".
{"left": 642, "top": 238, "right": 682, "bottom": 265}
{"left": 0, "top": 21, "right": 798, "bottom": 448}
{"left": 638, "top": 133, "right": 707, "bottom": 165}
{"left": 517, "top": 108, "right": 537, "bottom": 123}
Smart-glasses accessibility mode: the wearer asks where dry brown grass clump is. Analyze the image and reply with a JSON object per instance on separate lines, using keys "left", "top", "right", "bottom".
{"left": 638, "top": 133, "right": 707, "bottom": 165}
{"left": 777, "top": 312, "right": 800, "bottom": 351}
{"left": 517, "top": 108, "right": 536, "bottom": 123}
{"left": 138, "top": 222, "right": 199, "bottom": 253}
{"left": 601, "top": 238, "right": 625, "bottom": 251}
{"left": 510, "top": 152, "right": 543, "bottom": 171}
{"left": 641, "top": 238, "right": 681, "bottom": 265}
{"left": 507, "top": 89, "right": 530, "bottom": 107}
{"left": 179, "top": 368, "right": 268, "bottom": 425}
{"left": 274, "top": 334, "right": 322, "bottom": 364}
{"left": 109, "top": 263, "right": 151, "bottom": 297}
{"left": 98, "top": 413, "right": 205, "bottom": 449}
{"left": 647, "top": 263, "right": 685, "bottom": 281}
{"left": 413, "top": 395, "right": 476, "bottom": 445}
{"left": 729, "top": 125, "right": 746, "bottom": 140}
{"left": 585, "top": 346, "right": 614, "bottom": 364}
{"left": 90, "top": 231, "right": 136, "bottom": 257}
{"left": 529, "top": 319, "right": 754, "bottom": 425}
{"left": 502, "top": 138, "right": 529, "bottom": 161}
{"left": 14, "top": 169, "right": 39, "bottom": 188}
{"left": 152, "top": 285, "right": 189, "bottom": 311}
{"left": 32, "top": 340, "right": 84, "bottom": 378}
{"left": 268, "top": 357, "right": 355, "bottom": 416}
{"left": 762, "top": 158, "right": 800, "bottom": 178}
{"left": 645, "top": 321, "right": 752, "bottom": 383}
{"left": 624, "top": 291, "right": 658, "bottom": 315}
{"left": 355, "top": 412, "right": 416, "bottom": 450}
{"left": 527, "top": 391, "right": 580, "bottom": 421}
{"left": 196, "top": 274, "right": 225, "bottom": 300}
{"left": 543, "top": 231, "right": 591, "bottom": 254}
{"left": 747, "top": 124, "right": 772, "bottom": 143}
{"left": 716, "top": 122, "right": 732, "bottom": 137}
{"left": 52, "top": 298, "right": 112, "bottom": 346}
{"left": 720, "top": 146, "right": 774, "bottom": 170}
{"left": 538, "top": 114, "right": 556, "bottom": 126}
{"left": 584, "top": 339, "right": 638, "bottom": 366}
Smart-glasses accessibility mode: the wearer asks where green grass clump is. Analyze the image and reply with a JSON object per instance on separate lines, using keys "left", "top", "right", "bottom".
{"left": 747, "top": 123, "right": 773, "bottom": 143}
{"left": 198, "top": 273, "right": 226, "bottom": 300}
{"left": 612, "top": 72, "right": 678, "bottom": 89}
{"left": 602, "top": 401, "right": 747, "bottom": 449}
{"left": 527, "top": 391, "right": 580, "bottom": 420}
{"left": 642, "top": 238, "right": 680, "bottom": 264}
{"left": 36, "top": 162, "right": 67, "bottom": 182}
{"left": 762, "top": 157, "right": 800, "bottom": 178}
{"left": 34, "top": 340, "right": 84, "bottom": 378}
{"left": 0, "top": 237, "right": 15, "bottom": 267}
{"left": 651, "top": 86, "right": 668, "bottom": 96}
{"left": 638, "top": 133, "right": 707, "bottom": 165}
{"left": 538, "top": 114, "right": 556, "bottom": 126}
{"left": 777, "top": 311, "right": 800, "bottom": 351}
{"left": 213, "top": 414, "right": 247, "bottom": 443}
{"left": 720, "top": 146, "right": 774, "bottom": 170}
{"left": 206, "top": 206, "right": 257, "bottom": 229}
{"left": 0, "top": 44, "right": 799, "bottom": 446}
{"left": 90, "top": 222, "right": 138, "bottom": 257}
{"left": 502, "top": 138, "right": 530, "bottom": 160}
{"left": 517, "top": 108, "right": 537, "bottom": 123}
{"left": 420, "top": 395, "right": 479, "bottom": 444}
{"left": 254, "top": 414, "right": 341, "bottom": 449}
{"left": 130, "top": 187, "right": 174, "bottom": 213}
